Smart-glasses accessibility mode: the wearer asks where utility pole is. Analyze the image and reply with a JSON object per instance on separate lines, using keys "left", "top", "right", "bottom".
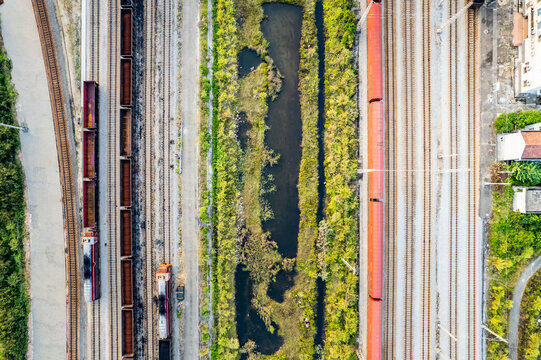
{"left": 356, "top": 0, "right": 374, "bottom": 32}
{"left": 435, "top": 347, "right": 452, "bottom": 360}
{"left": 0, "top": 122, "right": 28, "bottom": 132}
{"left": 341, "top": 257, "right": 357, "bottom": 275}
{"left": 438, "top": 322, "right": 458, "bottom": 342}
{"left": 481, "top": 324, "right": 509, "bottom": 344}
{"left": 436, "top": 1, "right": 474, "bottom": 33}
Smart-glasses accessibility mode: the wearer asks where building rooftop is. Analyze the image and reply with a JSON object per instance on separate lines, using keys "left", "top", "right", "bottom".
{"left": 513, "top": 187, "right": 541, "bottom": 214}
{"left": 497, "top": 131, "right": 541, "bottom": 161}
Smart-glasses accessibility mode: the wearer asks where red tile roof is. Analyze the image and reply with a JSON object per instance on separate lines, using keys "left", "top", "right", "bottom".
{"left": 522, "top": 132, "right": 541, "bottom": 159}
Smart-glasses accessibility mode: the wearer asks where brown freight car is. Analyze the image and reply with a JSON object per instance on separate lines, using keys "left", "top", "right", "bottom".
{"left": 120, "top": 9, "right": 132, "bottom": 57}
{"left": 120, "top": 59, "right": 132, "bottom": 106}
{"left": 120, "top": 159, "right": 131, "bottom": 207}
{"left": 83, "top": 181, "right": 97, "bottom": 228}
{"left": 120, "top": 210, "right": 132, "bottom": 257}
{"left": 121, "top": 259, "right": 133, "bottom": 307}
{"left": 122, "top": 309, "right": 134, "bottom": 357}
{"left": 120, "top": 109, "right": 132, "bottom": 157}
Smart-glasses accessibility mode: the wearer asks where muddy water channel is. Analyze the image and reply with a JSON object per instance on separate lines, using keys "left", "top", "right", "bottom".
{"left": 235, "top": 2, "right": 304, "bottom": 355}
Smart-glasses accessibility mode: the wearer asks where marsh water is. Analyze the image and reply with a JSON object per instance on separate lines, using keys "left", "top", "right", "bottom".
{"left": 235, "top": 2, "right": 327, "bottom": 355}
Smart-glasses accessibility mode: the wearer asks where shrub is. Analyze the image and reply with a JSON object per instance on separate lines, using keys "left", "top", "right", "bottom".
{"left": 494, "top": 110, "right": 541, "bottom": 133}
{"left": 508, "top": 161, "right": 541, "bottom": 187}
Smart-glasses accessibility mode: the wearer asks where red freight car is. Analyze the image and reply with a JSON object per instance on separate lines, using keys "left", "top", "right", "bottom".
{"left": 121, "top": 9, "right": 133, "bottom": 57}
{"left": 367, "top": 297, "right": 383, "bottom": 360}
{"left": 83, "top": 230, "right": 100, "bottom": 302}
{"left": 120, "top": 109, "right": 132, "bottom": 157}
{"left": 121, "top": 259, "right": 133, "bottom": 307}
{"left": 368, "top": 201, "right": 383, "bottom": 300}
{"left": 120, "top": 59, "right": 132, "bottom": 106}
{"left": 157, "top": 264, "right": 172, "bottom": 339}
{"left": 83, "top": 81, "right": 98, "bottom": 129}
{"left": 367, "top": 3, "right": 383, "bottom": 102}
{"left": 368, "top": 101, "right": 384, "bottom": 200}
{"left": 120, "top": 210, "right": 132, "bottom": 257}
{"left": 83, "top": 131, "right": 97, "bottom": 179}
{"left": 122, "top": 309, "right": 134, "bottom": 357}
{"left": 120, "top": 159, "right": 131, "bottom": 207}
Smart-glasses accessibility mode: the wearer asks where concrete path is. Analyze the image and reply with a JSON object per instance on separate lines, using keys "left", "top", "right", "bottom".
{"left": 180, "top": 0, "right": 201, "bottom": 358}
{"left": 508, "top": 256, "right": 541, "bottom": 360}
{"left": 0, "top": 1, "right": 67, "bottom": 359}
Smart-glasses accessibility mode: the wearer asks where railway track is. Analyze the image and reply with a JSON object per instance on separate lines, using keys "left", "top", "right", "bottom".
{"left": 143, "top": 0, "right": 156, "bottom": 357}
{"left": 162, "top": 0, "right": 172, "bottom": 265}
{"left": 383, "top": 1, "right": 481, "bottom": 358}
{"left": 107, "top": 0, "right": 120, "bottom": 358}
{"left": 449, "top": 3, "right": 459, "bottom": 358}
{"left": 421, "top": 0, "right": 433, "bottom": 358}
{"left": 402, "top": 0, "right": 416, "bottom": 356}
{"left": 91, "top": 301, "right": 101, "bottom": 360}
{"left": 90, "top": 0, "right": 100, "bottom": 80}
{"left": 467, "top": 7, "right": 480, "bottom": 359}
{"left": 30, "top": 0, "right": 79, "bottom": 359}
{"left": 384, "top": 0, "right": 397, "bottom": 358}
{"left": 88, "top": 1, "right": 101, "bottom": 358}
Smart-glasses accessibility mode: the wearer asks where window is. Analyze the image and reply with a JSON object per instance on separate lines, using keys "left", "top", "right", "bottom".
{"left": 538, "top": 21, "right": 541, "bottom": 29}
{"left": 538, "top": 8, "right": 541, "bottom": 16}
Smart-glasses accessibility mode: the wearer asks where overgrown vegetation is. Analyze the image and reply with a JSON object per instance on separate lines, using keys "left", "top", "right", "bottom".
{"left": 494, "top": 110, "right": 541, "bottom": 133}
{"left": 321, "top": 0, "right": 359, "bottom": 358}
{"left": 199, "top": 0, "right": 213, "bottom": 357}
{"left": 211, "top": 0, "right": 241, "bottom": 358}
{"left": 0, "top": 41, "right": 28, "bottom": 359}
{"left": 518, "top": 271, "right": 541, "bottom": 360}
{"left": 487, "top": 185, "right": 541, "bottom": 359}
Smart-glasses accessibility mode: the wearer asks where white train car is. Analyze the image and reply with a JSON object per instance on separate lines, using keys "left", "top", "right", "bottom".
{"left": 157, "top": 264, "right": 172, "bottom": 339}
{"left": 83, "top": 230, "right": 100, "bottom": 302}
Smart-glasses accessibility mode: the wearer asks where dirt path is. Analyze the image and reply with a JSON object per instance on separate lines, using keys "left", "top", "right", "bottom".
{"left": 179, "top": 0, "right": 201, "bottom": 358}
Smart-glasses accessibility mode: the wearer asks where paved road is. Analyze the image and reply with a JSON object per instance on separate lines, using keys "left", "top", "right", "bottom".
{"left": 180, "top": 0, "right": 201, "bottom": 358}
{"left": 0, "top": 2, "right": 67, "bottom": 358}
{"left": 509, "top": 256, "right": 541, "bottom": 360}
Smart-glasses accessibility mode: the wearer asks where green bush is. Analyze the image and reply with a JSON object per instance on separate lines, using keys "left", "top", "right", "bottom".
{"left": 519, "top": 272, "right": 541, "bottom": 359}
{"left": 494, "top": 110, "right": 541, "bottom": 133}
{"left": 322, "top": 0, "right": 359, "bottom": 358}
{"left": 211, "top": 0, "right": 241, "bottom": 358}
{"left": 508, "top": 161, "right": 541, "bottom": 186}
{"left": 0, "top": 44, "right": 28, "bottom": 359}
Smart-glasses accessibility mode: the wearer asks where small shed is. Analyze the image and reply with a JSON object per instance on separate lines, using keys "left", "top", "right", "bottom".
{"left": 513, "top": 187, "right": 541, "bottom": 214}
{"left": 497, "top": 131, "right": 541, "bottom": 161}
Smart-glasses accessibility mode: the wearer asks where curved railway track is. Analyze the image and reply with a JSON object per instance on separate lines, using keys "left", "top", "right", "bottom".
{"left": 31, "top": 0, "right": 79, "bottom": 358}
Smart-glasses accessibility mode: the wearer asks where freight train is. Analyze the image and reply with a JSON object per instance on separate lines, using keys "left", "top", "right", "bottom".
{"left": 364, "top": 0, "right": 484, "bottom": 358}
{"left": 157, "top": 264, "right": 172, "bottom": 340}
{"left": 82, "top": 80, "right": 100, "bottom": 302}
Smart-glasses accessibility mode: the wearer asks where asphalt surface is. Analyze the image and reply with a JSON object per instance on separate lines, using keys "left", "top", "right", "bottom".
{"left": 508, "top": 256, "right": 541, "bottom": 360}
{"left": 180, "top": 0, "right": 201, "bottom": 358}
{"left": 0, "top": 1, "right": 67, "bottom": 358}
